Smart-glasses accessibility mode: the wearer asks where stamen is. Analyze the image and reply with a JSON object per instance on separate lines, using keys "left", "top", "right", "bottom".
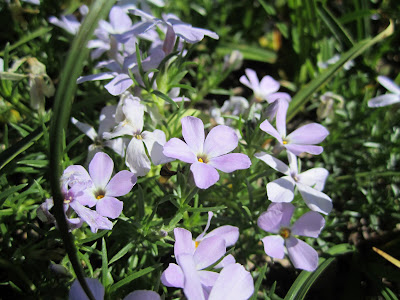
{"left": 134, "top": 134, "right": 143, "bottom": 140}
{"left": 198, "top": 158, "right": 204, "bottom": 163}
{"left": 279, "top": 227, "right": 291, "bottom": 239}
{"left": 282, "top": 140, "right": 288, "bottom": 145}
{"left": 96, "top": 194, "right": 104, "bottom": 200}
{"left": 195, "top": 241, "right": 200, "bottom": 248}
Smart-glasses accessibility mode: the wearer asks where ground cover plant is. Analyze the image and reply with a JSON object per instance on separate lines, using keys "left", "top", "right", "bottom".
{"left": 0, "top": 0, "right": 399, "bottom": 299}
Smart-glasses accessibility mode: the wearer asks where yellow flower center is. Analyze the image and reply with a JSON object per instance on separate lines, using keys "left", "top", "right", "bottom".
{"left": 282, "top": 140, "right": 288, "bottom": 145}
{"left": 134, "top": 134, "right": 143, "bottom": 140}
{"left": 198, "top": 158, "right": 204, "bottom": 163}
{"left": 195, "top": 241, "right": 200, "bottom": 248}
{"left": 279, "top": 227, "right": 291, "bottom": 239}
{"left": 96, "top": 194, "right": 104, "bottom": 200}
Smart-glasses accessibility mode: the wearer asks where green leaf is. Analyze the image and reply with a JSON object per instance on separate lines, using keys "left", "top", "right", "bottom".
{"left": 187, "top": 205, "right": 227, "bottom": 213}
{"left": 216, "top": 43, "right": 277, "bottom": 63}
{"left": 250, "top": 264, "right": 268, "bottom": 300}
{"left": 284, "top": 257, "right": 335, "bottom": 300}
{"left": 0, "top": 72, "right": 28, "bottom": 81}
{"left": 101, "top": 238, "right": 109, "bottom": 287}
{"left": 287, "top": 21, "right": 394, "bottom": 121}
{"left": 0, "top": 183, "right": 28, "bottom": 207}
{"left": 152, "top": 90, "right": 179, "bottom": 108}
{"left": 108, "top": 244, "right": 134, "bottom": 265}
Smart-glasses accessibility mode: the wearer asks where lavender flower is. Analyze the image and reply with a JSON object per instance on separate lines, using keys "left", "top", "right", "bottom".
{"left": 260, "top": 99, "right": 329, "bottom": 155}
{"left": 255, "top": 151, "right": 332, "bottom": 215}
{"left": 65, "top": 152, "right": 137, "bottom": 219}
{"left": 258, "top": 203, "right": 325, "bottom": 271}
{"left": 163, "top": 116, "right": 251, "bottom": 189}
{"left": 368, "top": 76, "right": 400, "bottom": 107}
{"left": 48, "top": 5, "right": 88, "bottom": 35}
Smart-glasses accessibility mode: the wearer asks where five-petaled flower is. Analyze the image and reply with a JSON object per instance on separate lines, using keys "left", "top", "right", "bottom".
{"left": 163, "top": 116, "right": 251, "bottom": 189}
{"left": 258, "top": 202, "right": 325, "bottom": 271}
{"left": 368, "top": 75, "right": 400, "bottom": 107}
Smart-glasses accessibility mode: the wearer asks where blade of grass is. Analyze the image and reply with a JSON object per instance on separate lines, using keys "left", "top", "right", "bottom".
{"left": 49, "top": 1, "right": 116, "bottom": 300}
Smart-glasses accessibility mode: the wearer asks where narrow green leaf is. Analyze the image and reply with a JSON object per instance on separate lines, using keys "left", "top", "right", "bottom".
{"left": 101, "top": 238, "right": 109, "bottom": 287}
{"left": 216, "top": 43, "right": 277, "bottom": 63}
{"left": 152, "top": 90, "right": 179, "bottom": 108}
{"left": 250, "top": 264, "right": 268, "bottom": 300}
{"left": 187, "top": 205, "right": 227, "bottom": 213}
{"left": 0, "top": 72, "right": 28, "bottom": 81}
{"left": 0, "top": 183, "right": 28, "bottom": 207}
{"left": 287, "top": 21, "right": 393, "bottom": 121}
{"left": 108, "top": 244, "right": 134, "bottom": 265}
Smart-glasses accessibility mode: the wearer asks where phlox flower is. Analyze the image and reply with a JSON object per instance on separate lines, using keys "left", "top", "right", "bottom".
{"left": 368, "top": 76, "right": 400, "bottom": 107}
{"left": 255, "top": 151, "right": 332, "bottom": 215}
{"left": 48, "top": 5, "right": 88, "bottom": 35}
{"left": 103, "top": 97, "right": 172, "bottom": 176}
{"left": 65, "top": 152, "right": 137, "bottom": 219}
{"left": 69, "top": 277, "right": 161, "bottom": 300}
{"left": 163, "top": 116, "right": 251, "bottom": 189}
{"left": 210, "top": 96, "right": 249, "bottom": 126}
{"left": 258, "top": 203, "right": 325, "bottom": 271}
{"left": 260, "top": 98, "right": 329, "bottom": 155}
{"left": 71, "top": 105, "right": 125, "bottom": 162}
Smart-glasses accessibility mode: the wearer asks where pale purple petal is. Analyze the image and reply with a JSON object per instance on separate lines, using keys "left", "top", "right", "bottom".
{"left": 261, "top": 235, "right": 285, "bottom": 259}
{"left": 194, "top": 235, "right": 226, "bottom": 270}
{"left": 254, "top": 152, "right": 290, "bottom": 175}
{"left": 266, "top": 92, "right": 292, "bottom": 104}
{"left": 105, "top": 74, "right": 133, "bottom": 96}
{"left": 69, "top": 201, "right": 113, "bottom": 233}
{"left": 161, "top": 263, "right": 184, "bottom": 288}
{"left": 98, "top": 105, "right": 117, "bottom": 136}
{"left": 203, "top": 225, "right": 239, "bottom": 247}
{"left": 104, "top": 138, "right": 126, "bottom": 157}
{"left": 69, "top": 278, "right": 104, "bottom": 300}
{"left": 163, "top": 138, "right": 197, "bottom": 163}
{"left": 260, "top": 119, "right": 283, "bottom": 143}
{"left": 244, "top": 69, "right": 259, "bottom": 90}
{"left": 291, "top": 211, "right": 325, "bottom": 238}
{"left": 275, "top": 98, "right": 289, "bottom": 137}
{"left": 214, "top": 254, "right": 236, "bottom": 268}
{"left": 296, "top": 183, "right": 332, "bottom": 215}
{"left": 76, "top": 190, "right": 97, "bottom": 207}
{"left": 286, "top": 123, "right": 329, "bottom": 145}
{"left": 63, "top": 165, "right": 92, "bottom": 186}
{"left": 260, "top": 75, "right": 280, "bottom": 97}
{"left": 71, "top": 117, "right": 97, "bottom": 141}
{"left": 196, "top": 211, "right": 213, "bottom": 241}
{"left": 176, "top": 254, "right": 206, "bottom": 300}
{"left": 172, "top": 24, "right": 219, "bottom": 43}
{"left": 209, "top": 263, "right": 254, "bottom": 300}
{"left": 190, "top": 162, "right": 219, "bottom": 189}
{"left": 109, "top": 6, "right": 132, "bottom": 32}
{"left": 122, "top": 98, "right": 145, "bottom": 133}
{"left": 258, "top": 202, "right": 295, "bottom": 231}
{"left": 286, "top": 237, "right": 319, "bottom": 271}
{"left": 298, "top": 168, "right": 328, "bottom": 191}
{"left": 174, "top": 228, "right": 195, "bottom": 257}
{"left": 181, "top": 116, "right": 204, "bottom": 154}
{"left": 142, "top": 130, "right": 174, "bottom": 165}
{"left": 209, "top": 153, "right": 251, "bottom": 173}
{"left": 105, "top": 170, "right": 136, "bottom": 197}
{"left": 204, "top": 125, "right": 238, "bottom": 158}
{"left": 367, "top": 94, "right": 400, "bottom": 107}
{"left": 89, "top": 152, "right": 114, "bottom": 189}
{"left": 285, "top": 144, "right": 324, "bottom": 156}
{"left": 267, "top": 176, "right": 295, "bottom": 203}
{"left": 96, "top": 196, "right": 123, "bottom": 219}
{"left": 77, "top": 72, "right": 115, "bottom": 84}
{"left": 125, "top": 138, "right": 151, "bottom": 176}
{"left": 377, "top": 75, "right": 400, "bottom": 94}
{"left": 239, "top": 75, "right": 252, "bottom": 90}
{"left": 198, "top": 270, "right": 219, "bottom": 290}
{"left": 123, "top": 290, "right": 161, "bottom": 300}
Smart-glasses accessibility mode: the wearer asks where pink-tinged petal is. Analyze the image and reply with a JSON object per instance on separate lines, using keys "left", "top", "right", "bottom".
{"left": 198, "top": 270, "right": 219, "bottom": 290}
{"left": 377, "top": 75, "right": 400, "bottom": 94}
{"left": 161, "top": 263, "right": 184, "bottom": 288}
{"left": 298, "top": 168, "right": 329, "bottom": 191}
{"left": 125, "top": 138, "right": 151, "bottom": 177}
{"left": 71, "top": 117, "right": 97, "bottom": 141}
{"left": 123, "top": 290, "right": 161, "bottom": 300}
{"left": 209, "top": 153, "right": 251, "bottom": 173}
{"left": 244, "top": 68, "right": 260, "bottom": 90}
{"left": 214, "top": 254, "right": 236, "bottom": 269}
{"left": 96, "top": 196, "right": 123, "bottom": 219}
{"left": 254, "top": 152, "right": 290, "bottom": 175}
{"left": 69, "top": 201, "right": 113, "bottom": 233}
{"left": 367, "top": 94, "right": 400, "bottom": 107}
{"left": 77, "top": 72, "right": 114, "bottom": 84}
{"left": 296, "top": 183, "right": 332, "bottom": 215}
{"left": 286, "top": 237, "right": 319, "bottom": 271}
{"left": 203, "top": 225, "right": 239, "bottom": 247}
{"left": 260, "top": 119, "right": 283, "bottom": 143}
{"left": 105, "top": 170, "right": 136, "bottom": 197}
{"left": 98, "top": 105, "right": 117, "bottom": 136}
{"left": 267, "top": 176, "right": 295, "bottom": 203}
{"left": 181, "top": 116, "right": 205, "bottom": 153}
{"left": 176, "top": 254, "right": 206, "bottom": 300}
{"left": 105, "top": 74, "right": 133, "bottom": 96}
{"left": 266, "top": 92, "right": 292, "bottom": 104}
{"left": 163, "top": 138, "right": 197, "bottom": 163}
{"left": 196, "top": 211, "right": 213, "bottom": 241}
{"left": 285, "top": 144, "right": 324, "bottom": 156}
{"left": 142, "top": 130, "right": 174, "bottom": 165}
{"left": 276, "top": 98, "right": 289, "bottom": 137}
{"left": 89, "top": 152, "right": 114, "bottom": 189}
{"left": 194, "top": 235, "right": 226, "bottom": 270}
{"left": 260, "top": 75, "right": 280, "bottom": 97}
{"left": 209, "top": 263, "right": 254, "bottom": 300}
{"left": 291, "top": 211, "right": 325, "bottom": 238}
{"left": 69, "top": 278, "right": 104, "bottom": 300}
{"left": 190, "top": 162, "right": 219, "bottom": 189}
{"left": 261, "top": 235, "right": 285, "bottom": 259}
{"left": 287, "top": 123, "right": 329, "bottom": 145}
{"left": 263, "top": 203, "right": 295, "bottom": 228}
{"left": 204, "top": 125, "right": 238, "bottom": 158}
{"left": 174, "top": 228, "right": 195, "bottom": 257}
